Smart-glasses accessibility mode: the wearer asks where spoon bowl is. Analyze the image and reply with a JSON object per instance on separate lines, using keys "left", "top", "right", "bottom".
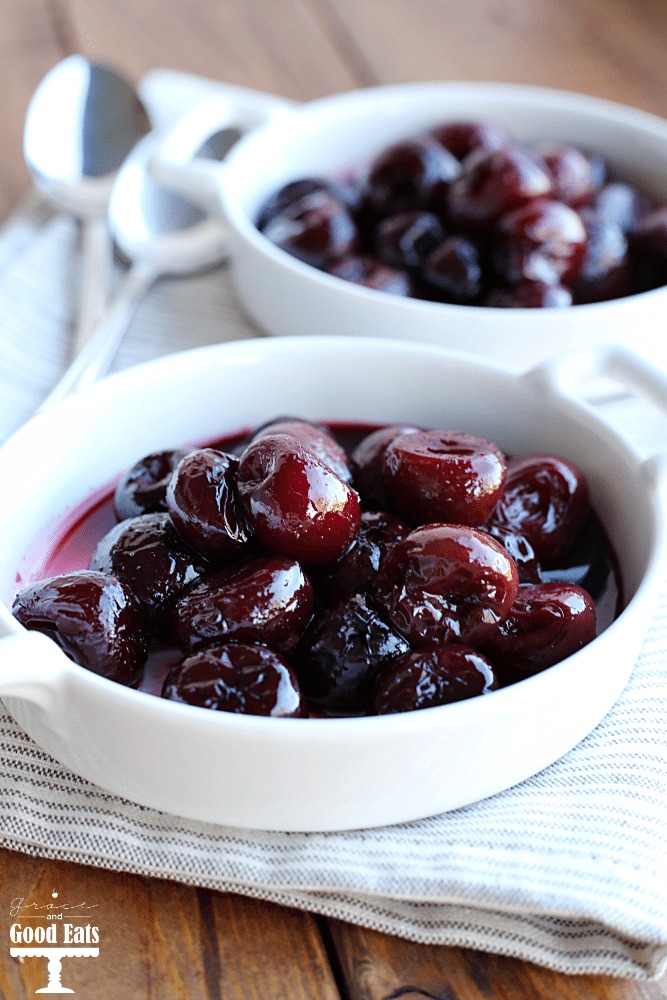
{"left": 24, "top": 55, "right": 151, "bottom": 213}
{"left": 24, "top": 55, "right": 152, "bottom": 350}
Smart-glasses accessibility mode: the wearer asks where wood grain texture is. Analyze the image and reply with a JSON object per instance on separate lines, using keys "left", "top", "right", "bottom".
{"left": 0, "top": 848, "right": 341, "bottom": 999}
{"left": 323, "top": 0, "right": 667, "bottom": 114}
{"left": 0, "top": 0, "right": 66, "bottom": 219}
{"left": 328, "top": 921, "right": 667, "bottom": 1000}
{"left": 59, "top": 0, "right": 362, "bottom": 101}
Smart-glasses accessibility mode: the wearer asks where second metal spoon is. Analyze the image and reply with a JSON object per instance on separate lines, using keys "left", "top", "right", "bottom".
{"left": 24, "top": 55, "right": 151, "bottom": 356}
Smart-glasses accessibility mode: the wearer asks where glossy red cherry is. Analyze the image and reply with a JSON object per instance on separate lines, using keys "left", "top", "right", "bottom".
{"left": 262, "top": 190, "right": 358, "bottom": 268}
{"left": 373, "top": 644, "right": 497, "bottom": 714}
{"left": 592, "top": 182, "right": 653, "bottom": 232}
{"left": 257, "top": 177, "right": 359, "bottom": 229}
{"left": 540, "top": 510, "right": 619, "bottom": 623}
{"left": 493, "top": 199, "right": 587, "bottom": 287}
{"left": 482, "top": 582, "right": 596, "bottom": 682}
{"left": 237, "top": 433, "right": 361, "bottom": 567}
{"left": 12, "top": 570, "right": 146, "bottom": 686}
{"left": 489, "top": 454, "right": 588, "bottom": 565}
{"left": 365, "top": 137, "right": 460, "bottom": 217}
{"left": 295, "top": 592, "right": 410, "bottom": 714}
{"left": 574, "top": 210, "right": 630, "bottom": 303}
{"left": 376, "top": 523, "right": 519, "bottom": 647}
{"left": 171, "top": 555, "right": 313, "bottom": 653}
{"left": 315, "top": 510, "right": 411, "bottom": 599}
{"left": 483, "top": 524, "right": 541, "bottom": 584}
{"left": 484, "top": 280, "right": 573, "bottom": 308}
{"left": 162, "top": 643, "right": 306, "bottom": 717}
{"left": 250, "top": 418, "right": 352, "bottom": 483}
{"left": 326, "top": 255, "right": 413, "bottom": 296}
{"left": 447, "top": 145, "right": 552, "bottom": 231}
{"left": 422, "top": 236, "right": 483, "bottom": 303}
{"left": 384, "top": 430, "right": 506, "bottom": 526}
{"left": 535, "top": 144, "right": 602, "bottom": 207}
{"left": 429, "top": 120, "right": 508, "bottom": 160}
{"left": 89, "top": 512, "right": 206, "bottom": 636}
{"left": 374, "top": 211, "right": 446, "bottom": 270}
{"left": 114, "top": 449, "right": 186, "bottom": 521}
{"left": 350, "top": 425, "right": 420, "bottom": 508}
{"left": 166, "top": 448, "right": 252, "bottom": 561}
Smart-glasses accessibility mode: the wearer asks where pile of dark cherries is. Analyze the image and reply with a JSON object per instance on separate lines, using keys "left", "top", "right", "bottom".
{"left": 256, "top": 119, "right": 667, "bottom": 307}
{"left": 13, "top": 419, "right": 609, "bottom": 718}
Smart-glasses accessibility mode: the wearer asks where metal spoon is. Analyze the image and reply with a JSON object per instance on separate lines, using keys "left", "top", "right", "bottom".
{"left": 23, "top": 55, "right": 151, "bottom": 356}
{"left": 36, "top": 127, "right": 230, "bottom": 412}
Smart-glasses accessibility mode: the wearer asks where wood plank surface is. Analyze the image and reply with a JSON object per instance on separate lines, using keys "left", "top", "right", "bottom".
{"left": 324, "top": 0, "right": 667, "bottom": 114}
{"left": 329, "top": 922, "right": 667, "bottom": 1000}
{"left": 0, "top": 848, "right": 341, "bottom": 1000}
{"left": 0, "top": 0, "right": 66, "bottom": 220}
{"left": 1, "top": 1, "right": 667, "bottom": 998}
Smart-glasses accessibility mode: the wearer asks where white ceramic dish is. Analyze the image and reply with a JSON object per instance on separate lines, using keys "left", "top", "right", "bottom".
{"left": 148, "top": 78, "right": 667, "bottom": 372}
{"left": 0, "top": 338, "right": 666, "bottom": 831}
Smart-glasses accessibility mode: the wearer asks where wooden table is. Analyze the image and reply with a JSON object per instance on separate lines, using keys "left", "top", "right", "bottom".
{"left": 2, "top": 1, "right": 667, "bottom": 996}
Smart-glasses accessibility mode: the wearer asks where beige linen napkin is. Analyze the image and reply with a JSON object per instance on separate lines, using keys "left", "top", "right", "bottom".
{"left": 1, "top": 71, "right": 667, "bottom": 981}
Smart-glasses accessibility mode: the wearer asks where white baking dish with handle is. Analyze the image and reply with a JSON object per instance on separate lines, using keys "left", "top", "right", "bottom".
{"left": 146, "top": 76, "right": 667, "bottom": 372}
{"left": 0, "top": 337, "right": 665, "bottom": 831}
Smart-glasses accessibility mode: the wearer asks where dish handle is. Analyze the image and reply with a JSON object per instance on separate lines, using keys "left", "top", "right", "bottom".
{"left": 149, "top": 88, "right": 298, "bottom": 215}
{"left": 0, "top": 630, "right": 69, "bottom": 721}
{"left": 525, "top": 346, "right": 667, "bottom": 497}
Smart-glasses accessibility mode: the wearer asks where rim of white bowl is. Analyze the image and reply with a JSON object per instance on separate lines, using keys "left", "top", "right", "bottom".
{"left": 216, "top": 79, "right": 667, "bottom": 313}
{"left": 1, "top": 336, "right": 665, "bottom": 737}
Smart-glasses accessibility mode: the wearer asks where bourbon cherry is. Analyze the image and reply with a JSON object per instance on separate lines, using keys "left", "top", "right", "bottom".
{"left": 295, "top": 592, "right": 410, "bottom": 714}
{"left": 166, "top": 448, "right": 252, "bottom": 561}
{"left": 535, "top": 144, "right": 601, "bottom": 207}
{"left": 171, "top": 555, "right": 313, "bottom": 654}
{"left": 364, "top": 137, "right": 460, "bottom": 217}
{"left": 325, "top": 255, "right": 413, "bottom": 296}
{"left": 574, "top": 210, "right": 630, "bottom": 303}
{"left": 262, "top": 189, "right": 358, "bottom": 268}
{"left": 489, "top": 453, "right": 588, "bottom": 565}
{"left": 429, "top": 120, "right": 508, "bottom": 160}
{"left": 446, "top": 145, "right": 552, "bottom": 231}
{"left": 373, "top": 644, "right": 497, "bottom": 714}
{"left": 315, "top": 510, "right": 411, "bottom": 599}
{"left": 237, "top": 433, "right": 361, "bottom": 567}
{"left": 484, "top": 524, "right": 541, "bottom": 584}
{"left": 384, "top": 430, "right": 506, "bottom": 526}
{"left": 374, "top": 211, "right": 446, "bottom": 270}
{"left": 162, "top": 643, "right": 306, "bottom": 717}
{"left": 376, "top": 523, "right": 519, "bottom": 647}
{"left": 114, "top": 449, "right": 186, "bottom": 521}
{"left": 484, "top": 281, "right": 573, "bottom": 308}
{"left": 89, "top": 513, "right": 206, "bottom": 637}
{"left": 350, "top": 425, "right": 420, "bottom": 508}
{"left": 422, "top": 236, "right": 483, "bottom": 303}
{"left": 592, "top": 181, "right": 653, "bottom": 232}
{"left": 482, "top": 582, "right": 596, "bottom": 683}
{"left": 492, "top": 199, "right": 587, "bottom": 287}
{"left": 12, "top": 570, "right": 146, "bottom": 686}
{"left": 250, "top": 418, "right": 352, "bottom": 483}
{"left": 257, "top": 178, "right": 358, "bottom": 229}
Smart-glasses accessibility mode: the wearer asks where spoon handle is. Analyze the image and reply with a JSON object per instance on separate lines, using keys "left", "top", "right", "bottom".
{"left": 72, "top": 217, "right": 112, "bottom": 358}
{"left": 37, "top": 260, "right": 156, "bottom": 412}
